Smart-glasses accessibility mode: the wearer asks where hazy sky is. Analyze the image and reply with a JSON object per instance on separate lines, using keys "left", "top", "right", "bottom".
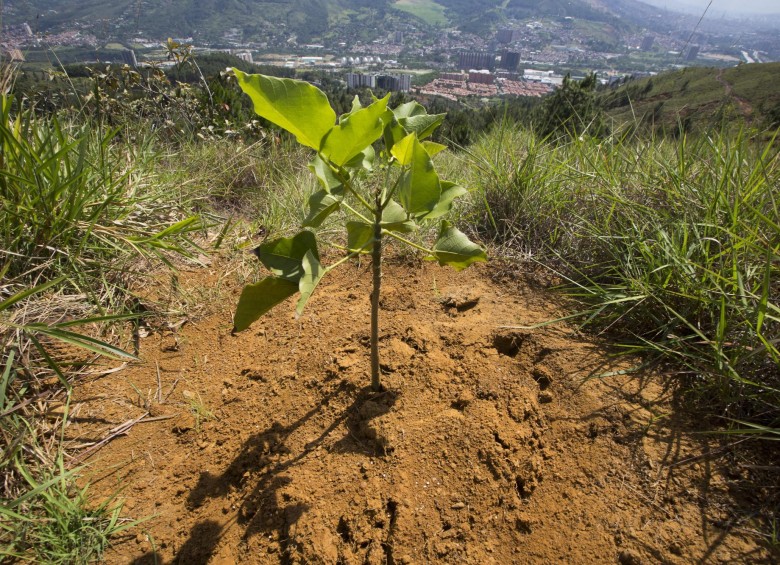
{"left": 641, "top": 0, "right": 780, "bottom": 14}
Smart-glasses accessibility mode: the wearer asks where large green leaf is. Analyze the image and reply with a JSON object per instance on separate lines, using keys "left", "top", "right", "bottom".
{"left": 383, "top": 120, "right": 408, "bottom": 152}
{"left": 422, "top": 141, "right": 447, "bottom": 157}
{"left": 344, "top": 145, "right": 376, "bottom": 171}
{"left": 393, "top": 101, "right": 445, "bottom": 140}
{"left": 429, "top": 221, "right": 487, "bottom": 271}
{"left": 302, "top": 186, "right": 345, "bottom": 228}
{"left": 384, "top": 102, "right": 423, "bottom": 149}
{"left": 254, "top": 231, "right": 319, "bottom": 282}
{"left": 393, "top": 101, "right": 427, "bottom": 119}
{"left": 321, "top": 95, "right": 391, "bottom": 167}
{"left": 347, "top": 221, "right": 374, "bottom": 253}
{"left": 309, "top": 155, "right": 343, "bottom": 192}
{"left": 391, "top": 133, "right": 441, "bottom": 217}
{"left": 297, "top": 251, "right": 326, "bottom": 316}
{"left": 419, "top": 181, "right": 468, "bottom": 221}
{"left": 234, "top": 277, "right": 298, "bottom": 332}
{"left": 381, "top": 199, "right": 416, "bottom": 233}
{"left": 400, "top": 114, "right": 445, "bottom": 141}
{"left": 234, "top": 69, "right": 335, "bottom": 150}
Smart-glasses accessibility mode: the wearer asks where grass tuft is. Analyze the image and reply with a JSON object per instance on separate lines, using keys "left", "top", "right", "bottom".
{"left": 460, "top": 123, "right": 780, "bottom": 432}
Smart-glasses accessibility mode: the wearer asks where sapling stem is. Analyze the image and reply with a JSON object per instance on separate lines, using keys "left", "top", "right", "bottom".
{"left": 370, "top": 188, "right": 384, "bottom": 392}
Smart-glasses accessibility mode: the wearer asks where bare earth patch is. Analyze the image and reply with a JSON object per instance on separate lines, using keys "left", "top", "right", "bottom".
{"left": 70, "top": 258, "right": 775, "bottom": 564}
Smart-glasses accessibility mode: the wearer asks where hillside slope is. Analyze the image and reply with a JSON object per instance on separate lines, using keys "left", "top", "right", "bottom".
{"left": 8, "top": 0, "right": 664, "bottom": 42}
{"left": 8, "top": 0, "right": 397, "bottom": 43}
{"left": 428, "top": 0, "right": 631, "bottom": 34}
{"left": 601, "top": 62, "right": 780, "bottom": 133}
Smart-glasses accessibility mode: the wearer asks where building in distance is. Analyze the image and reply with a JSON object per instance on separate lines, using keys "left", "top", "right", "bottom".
{"left": 347, "top": 72, "right": 411, "bottom": 92}
{"left": 497, "top": 29, "right": 522, "bottom": 44}
{"left": 468, "top": 70, "right": 494, "bottom": 85}
{"left": 235, "top": 51, "right": 253, "bottom": 64}
{"left": 458, "top": 51, "right": 495, "bottom": 71}
{"left": 499, "top": 51, "right": 520, "bottom": 71}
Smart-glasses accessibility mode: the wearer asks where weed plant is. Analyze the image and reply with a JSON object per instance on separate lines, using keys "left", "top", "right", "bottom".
{"left": 460, "top": 124, "right": 780, "bottom": 431}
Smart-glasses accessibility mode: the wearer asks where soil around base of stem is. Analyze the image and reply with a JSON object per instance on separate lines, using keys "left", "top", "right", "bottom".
{"left": 70, "top": 257, "right": 777, "bottom": 564}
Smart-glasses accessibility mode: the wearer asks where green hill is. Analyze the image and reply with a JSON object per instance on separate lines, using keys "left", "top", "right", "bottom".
{"left": 393, "top": 0, "right": 632, "bottom": 34}
{"left": 9, "top": 0, "right": 654, "bottom": 43}
{"left": 10, "top": 1, "right": 400, "bottom": 43}
{"left": 601, "top": 63, "right": 780, "bottom": 134}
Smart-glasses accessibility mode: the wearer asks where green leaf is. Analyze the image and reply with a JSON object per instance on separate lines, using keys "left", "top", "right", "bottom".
{"left": 28, "top": 326, "right": 138, "bottom": 360}
{"left": 347, "top": 221, "right": 374, "bottom": 253}
{"left": 391, "top": 134, "right": 441, "bottom": 217}
{"left": 297, "top": 251, "right": 326, "bottom": 316}
{"left": 0, "top": 276, "right": 65, "bottom": 312}
{"left": 350, "top": 95, "right": 363, "bottom": 113}
{"left": 419, "top": 181, "right": 468, "bottom": 221}
{"left": 393, "top": 101, "right": 445, "bottom": 140}
{"left": 0, "top": 349, "right": 14, "bottom": 409}
{"left": 344, "top": 145, "right": 376, "bottom": 171}
{"left": 254, "top": 231, "right": 319, "bottom": 282}
{"left": 54, "top": 313, "right": 144, "bottom": 328}
{"left": 321, "top": 95, "right": 391, "bottom": 167}
{"left": 399, "top": 114, "right": 445, "bottom": 141}
{"left": 383, "top": 120, "right": 408, "bottom": 152}
{"left": 430, "top": 221, "right": 487, "bottom": 271}
{"left": 393, "top": 101, "right": 427, "bottom": 119}
{"left": 234, "top": 278, "right": 298, "bottom": 332}
{"left": 381, "top": 199, "right": 416, "bottom": 233}
{"left": 302, "top": 186, "right": 345, "bottom": 228}
{"left": 422, "top": 141, "right": 448, "bottom": 157}
{"left": 234, "top": 69, "right": 335, "bottom": 150}
{"left": 309, "top": 155, "right": 343, "bottom": 192}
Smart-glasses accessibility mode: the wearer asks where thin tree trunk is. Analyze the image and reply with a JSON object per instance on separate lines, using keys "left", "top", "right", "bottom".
{"left": 370, "top": 191, "right": 383, "bottom": 392}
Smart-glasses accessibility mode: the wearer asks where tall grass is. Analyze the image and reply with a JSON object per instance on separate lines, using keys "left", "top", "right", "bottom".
{"left": 155, "top": 135, "right": 314, "bottom": 237}
{"left": 458, "top": 125, "right": 780, "bottom": 429}
{"left": 0, "top": 94, "right": 207, "bottom": 561}
{"left": 0, "top": 95, "right": 204, "bottom": 292}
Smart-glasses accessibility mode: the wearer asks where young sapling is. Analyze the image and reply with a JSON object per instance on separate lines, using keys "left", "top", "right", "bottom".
{"left": 231, "top": 70, "right": 486, "bottom": 391}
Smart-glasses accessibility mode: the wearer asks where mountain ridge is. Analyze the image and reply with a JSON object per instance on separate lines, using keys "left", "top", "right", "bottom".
{"left": 4, "top": 0, "right": 667, "bottom": 43}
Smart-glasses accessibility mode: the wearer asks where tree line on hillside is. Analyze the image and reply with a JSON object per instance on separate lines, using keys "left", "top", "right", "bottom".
{"left": 10, "top": 51, "right": 774, "bottom": 147}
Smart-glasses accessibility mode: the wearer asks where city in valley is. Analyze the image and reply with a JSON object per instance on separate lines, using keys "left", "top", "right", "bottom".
{"left": 1, "top": 1, "right": 779, "bottom": 102}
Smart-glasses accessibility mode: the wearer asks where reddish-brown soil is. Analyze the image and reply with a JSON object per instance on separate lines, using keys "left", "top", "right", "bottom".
{"left": 69, "top": 256, "right": 776, "bottom": 564}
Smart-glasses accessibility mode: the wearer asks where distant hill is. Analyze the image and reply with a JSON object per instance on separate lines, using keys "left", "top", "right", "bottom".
{"left": 7, "top": 1, "right": 399, "bottom": 43}
{"left": 600, "top": 62, "right": 780, "bottom": 134}
{"left": 6, "top": 0, "right": 669, "bottom": 43}
{"left": 430, "top": 0, "right": 631, "bottom": 34}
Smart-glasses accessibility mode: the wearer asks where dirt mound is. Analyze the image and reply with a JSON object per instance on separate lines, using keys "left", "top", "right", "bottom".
{"left": 70, "top": 259, "right": 774, "bottom": 564}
